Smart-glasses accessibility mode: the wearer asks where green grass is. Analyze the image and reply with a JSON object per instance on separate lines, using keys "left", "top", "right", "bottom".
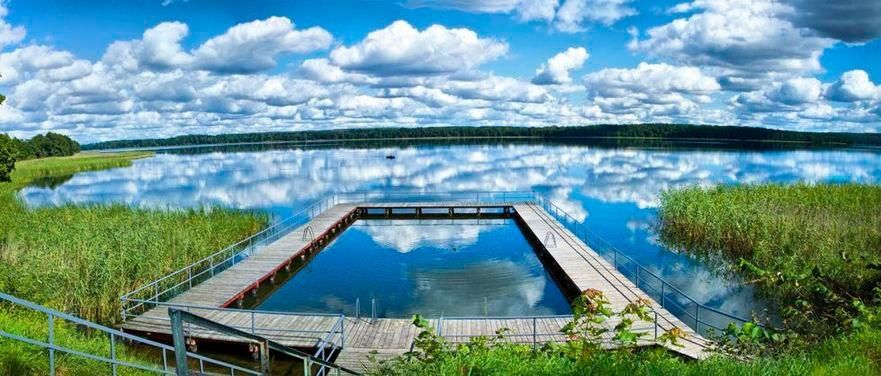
{"left": 658, "top": 183, "right": 881, "bottom": 303}
{"left": 370, "top": 328, "right": 881, "bottom": 375}
{"left": 0, "top": 152, "right": 269, "bottom": 374}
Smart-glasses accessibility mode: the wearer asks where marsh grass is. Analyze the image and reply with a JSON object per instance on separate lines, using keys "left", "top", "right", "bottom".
{"left": 658, "top": 184, "right": 881, "bottom": 301}
{"left": 0, "top": 152, "right": 268, "bottom": 374}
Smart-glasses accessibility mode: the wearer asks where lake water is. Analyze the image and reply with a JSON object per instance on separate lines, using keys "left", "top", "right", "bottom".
{"left": 252, "top": 218, "right": 571, "bottom": 317}
{"left": 19, "top": 141, "right": 881, "bottom": 321}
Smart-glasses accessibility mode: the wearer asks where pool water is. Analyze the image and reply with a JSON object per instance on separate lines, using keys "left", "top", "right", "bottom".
{"left": 252, "top": 218, "right": 572, "bottom": 317}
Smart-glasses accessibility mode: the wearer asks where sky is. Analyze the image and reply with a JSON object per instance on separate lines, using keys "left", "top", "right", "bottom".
{"left": 0, "top": 0, "right": 880, "bottom": 142}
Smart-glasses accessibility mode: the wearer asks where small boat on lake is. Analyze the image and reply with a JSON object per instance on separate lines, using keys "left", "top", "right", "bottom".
{"left": 386, "top": 154, "right": 396, "bottom": 160}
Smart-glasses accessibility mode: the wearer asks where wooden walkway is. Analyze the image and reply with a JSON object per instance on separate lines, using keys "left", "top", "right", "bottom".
{"left": 121, "top": 201, "right": 711, "bottom": 374}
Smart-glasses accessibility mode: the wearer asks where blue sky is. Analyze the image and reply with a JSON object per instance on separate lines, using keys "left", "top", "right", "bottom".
{"left": 1, "top": 0, "right": 880, "bottom": 142}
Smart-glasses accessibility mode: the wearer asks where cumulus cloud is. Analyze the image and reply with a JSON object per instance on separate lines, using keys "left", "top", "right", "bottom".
{"left": 582, "top": 63, "right": 720, "bottom": 119}
{"left": 192, "top": 17, "right": 332, "bottom": 74}
{"left": 532, "top": 47, "right": 589, "bottom": 85}
{"left": 101, "top": 17, "right": 331, "bottom": 74}
{"left": 554, "top": 0, "right": 636, "bottom": 31}
{"left": 136, "top": 22, "right": 193, "bottom": 70}
{"left": 0, "top": 1, "right": 25, "bottom": 49}
{"left": 825, "top": 70, "right": 879, "bottom": 102}
{"left": 405, "top": 0, "right": 634, "bottom": 32}
{"left": 632, "top": 0, "right": 834, "bottom": 90}
{"left": 329, "top": 20, "right": 507, "bottom": 76}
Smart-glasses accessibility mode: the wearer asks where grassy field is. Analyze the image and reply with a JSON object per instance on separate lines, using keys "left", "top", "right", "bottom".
{"left": 0, "top": 152, "right": 269, "bottom": 374}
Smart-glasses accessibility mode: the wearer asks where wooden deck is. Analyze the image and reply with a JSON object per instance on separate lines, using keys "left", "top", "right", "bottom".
{"left": 121, "top": 201, "right": 711, "bottom": 374}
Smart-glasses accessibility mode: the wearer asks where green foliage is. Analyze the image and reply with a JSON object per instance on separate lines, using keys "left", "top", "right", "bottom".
{"left": 0, "top": 131, "right": 80, "bottom": 162}
{"left": 0, "top": 152, "right": 269, "bottom": 373}
{"left": 0, "top": 133, "right": 15, "bottom": 182}
{"left": 659, "top": 183, "right": 881, "bottom": 336}
{"left": 369, "top": 328, "right": 881, "bottom": 375}
{"left": 83, "top": 124, "right": 881, "bottom": 150}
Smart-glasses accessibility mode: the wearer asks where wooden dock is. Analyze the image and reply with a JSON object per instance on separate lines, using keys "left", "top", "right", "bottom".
{"left": 121, "top": 201, "right": 711, "bottom": 373}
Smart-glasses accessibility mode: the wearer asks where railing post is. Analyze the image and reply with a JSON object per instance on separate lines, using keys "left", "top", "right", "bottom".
{"left": 340, "top": 314, "right": 346, "bottom": 348}
{"left": 48, "top": 313, "right": 55, "bottom": 376}
{"left": 695, "top": 307, "right": 701, "bottom": 334}
{"left": 188, "top": 266, "right": 193, "bottom": 289}
{"left": 660, "top": 283, "right": 665, "bottom": 308}
{"left": 303, "top": 358, "right": 311, "bottom": 376}
{"left": 170, "top": 310, "right": 190, "bottom": 376}
{"left": 532, "top": 317, "right": 537, "bottom": 351}
{"left": 110, "top": 333, "right": 118, "bottom": 376}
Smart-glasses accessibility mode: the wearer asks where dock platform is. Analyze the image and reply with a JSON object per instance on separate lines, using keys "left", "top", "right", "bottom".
{"left": 121, "top": 200, "right": 712, "bottom": 373}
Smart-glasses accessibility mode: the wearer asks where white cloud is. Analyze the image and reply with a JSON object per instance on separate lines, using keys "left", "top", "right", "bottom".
{"left": 298, "top": 58, "right": 374, "bottom": 84}
{"left": 733, "top": 77, "right": 822, "bottom": 114}
{"left": 584, "top": 63, "right": 720, "bottom": 97}
{"left": 136, "top": 22, "right": 193, "bottom": 70}
{"left": 330, "top": 20, "right": 508, "bottom": 76}
{"left": 555, "top": 0, "right": 636, "bottom": 31}
{"left": 193, "top": 17, "right": 332, "bottom": 74}
{"left": 532, "top": 47, "right": 589, "bottom": 85}
{"left": 631, "top": 0, "right": 834, "bottom": 90}
{"left": 404, "top": 0, "right": 634, "bottom": 31}
{"left": 825, "top": 70, "right": 879, "bottom": 102}
{"left": 0, "top": 1, "right": 25, "bottom": 50}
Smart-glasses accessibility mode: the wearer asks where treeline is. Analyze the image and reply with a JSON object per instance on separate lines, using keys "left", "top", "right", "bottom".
{"left": 84, "top": 124, "right": 881, "bottom": 150}
{"left": 0, "top": 132, "right": 80, "bottom": 182}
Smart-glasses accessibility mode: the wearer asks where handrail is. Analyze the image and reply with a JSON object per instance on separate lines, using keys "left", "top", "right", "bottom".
{"left": 121, "top": 195, "right": 340, "bottom": 319}
{"left": 169, "top": 308, "right": 359, "bottom": 375}
{"left": 0, "top": 292, "right": 260, "bottom": 376}
{"left": 531, "top": 192, "right": 756, "bottom": 334}
{"left": 118, "top": 190, "right": 754, "bottom": 341}
{"left": 121, "top": 191, "right": 536, "bottom": 320}
{"left": 437, "top": 311, "right": 661, "bottom": 351}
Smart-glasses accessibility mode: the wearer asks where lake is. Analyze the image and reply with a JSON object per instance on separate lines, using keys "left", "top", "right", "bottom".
{"left": 19, "top": 140, "right": 881, "bottom": 321}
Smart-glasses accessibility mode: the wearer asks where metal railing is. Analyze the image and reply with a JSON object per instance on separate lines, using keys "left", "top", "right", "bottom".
{"left": 121, "top": 195, "right": 341, "bottom": 320}
{"left": 123, "top": 299, "right": 344, "bottom": 346}
{"left": 335, "top": 190, "right": 535, "bottom": 205}
{"left": 121, "top": 191, "right": 534, "bottom": 320}
{"left": 436, "top": 312, "right": 661, "bottom": 350}
{"left": 168, "top": 309, "right": 358, "bottom": 375}
{"left": 531, "top": 192, "right": 755, "bottom": 336}
{"left": 0, "top": 292, "right": 260, "bottom": 376}
{"left": 120, "top": 190, "right": 754, "bottom": 345}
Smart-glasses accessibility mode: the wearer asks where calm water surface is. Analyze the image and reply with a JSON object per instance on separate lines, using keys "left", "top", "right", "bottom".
{"left": 20, "top": 141, "right": 881, "bottom": 320}
{"left": 254, "top": 219, "right": 571, "bottom": 317}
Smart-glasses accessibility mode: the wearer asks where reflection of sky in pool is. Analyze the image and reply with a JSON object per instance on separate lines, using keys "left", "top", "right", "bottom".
{"left": 253, "top": 219, "right": 571, "bottom": 317}
{"left": 19, "top": 143, "right": 881, "bottom": 320}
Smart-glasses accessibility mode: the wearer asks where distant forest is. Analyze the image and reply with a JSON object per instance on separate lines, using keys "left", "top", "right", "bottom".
{"left": 83, "top": 124, "right": 881, "bottom": 150}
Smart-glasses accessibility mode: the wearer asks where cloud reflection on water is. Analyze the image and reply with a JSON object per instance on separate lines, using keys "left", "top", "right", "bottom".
{"left": 19, "top": 144, "right": 881, "bottom": 318}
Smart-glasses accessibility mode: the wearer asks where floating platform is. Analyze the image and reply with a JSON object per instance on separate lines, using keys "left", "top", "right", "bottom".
{"left": 121, "top": 201, "right": 710, "bottom": 373}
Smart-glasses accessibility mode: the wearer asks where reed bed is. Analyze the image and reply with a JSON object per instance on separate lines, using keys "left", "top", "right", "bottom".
{"left": 658, "top": 183, "right": 881, "bottom": 300}
{"left": 0, "top": 152, "right": 268, "bottom": 374}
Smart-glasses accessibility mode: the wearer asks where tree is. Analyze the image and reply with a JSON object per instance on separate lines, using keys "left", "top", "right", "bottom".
{"left": 0, "top": 133, "right": 16, "bottom": 182}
